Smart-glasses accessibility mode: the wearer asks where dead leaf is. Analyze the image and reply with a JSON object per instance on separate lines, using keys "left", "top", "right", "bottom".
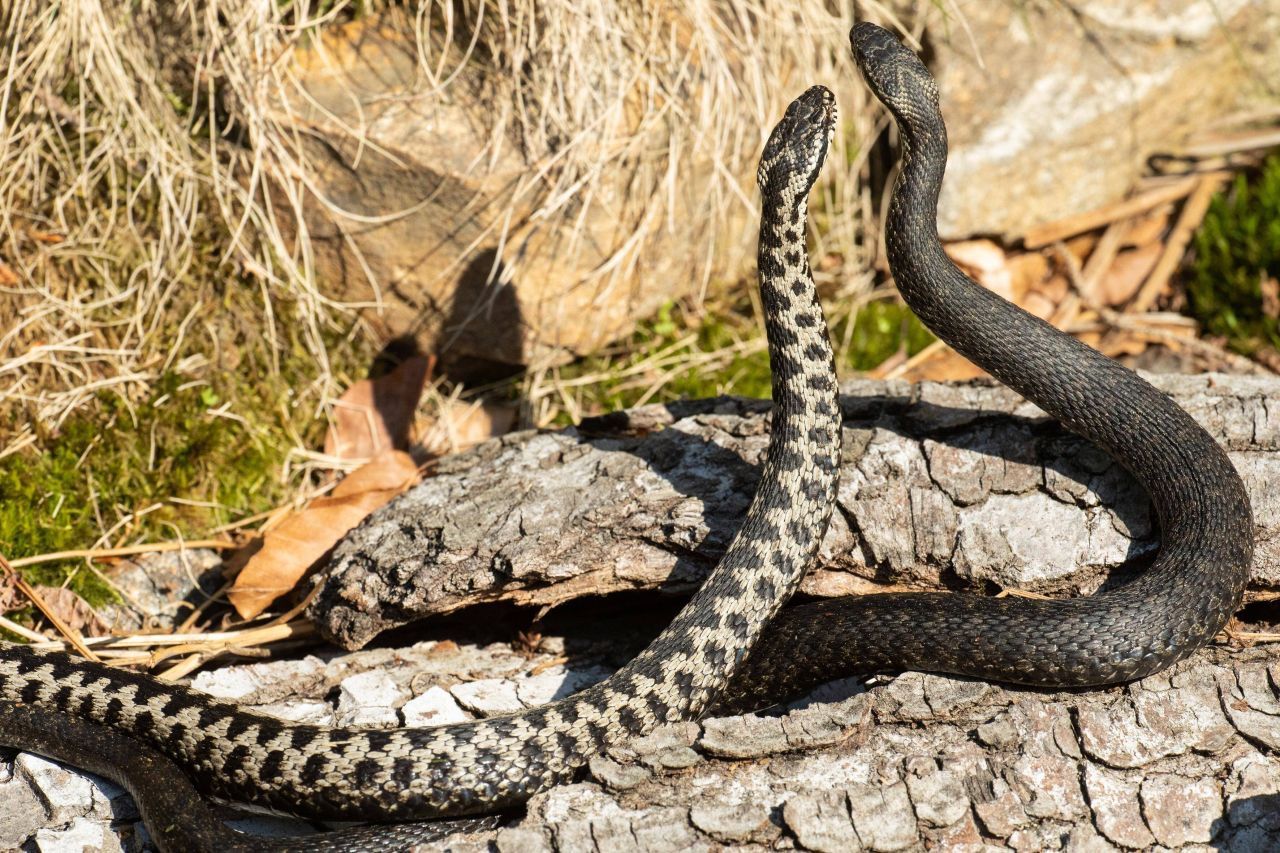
{"left": 323, "top": 355, "right": 431, "bottom": 462}
{"left": 1006, "top": 252, "right": 1051, "bottom": 305}
{"left": 228, "top": 450, "right": 420, "bottom": 619}
{"left": 1023, "top": 273, "right": 1069, "bottom": 321}
{"left": 0, "top": 261, "right": 18, "bottom": 286}
{"left": 946, "top": 240, "right": 1014, "bottom": 302}
{"left": 419, "top": 399, "right": 517, "bottom": 456}
{"left": 1099, "top": 243, "right": 1162, "bottom": 306}
{"left": 31, "top": 585, "right": 110, "bottom": 636}
{"left": 1121, "top": 204, "right": 1172, "bottom": 248}
{"left": 899, "top": 347, "right": 987, "bottom": 382}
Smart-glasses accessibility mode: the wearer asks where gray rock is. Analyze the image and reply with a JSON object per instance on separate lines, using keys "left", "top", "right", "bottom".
{"left": 925, "top": 0, "right": 1280, "bottom": 239}
{"left": 33, "top": 815, "right": 123, "bottom": 853}
{"left": 0, "top": 768, "right": 49, "bottom": 849}
{"left": 450, "top": 678, "right": 523, "bottom": 717}
{"left": 846, "top": 781, "right": 917, "bottom": 852}
{"left": 1083, "top": 764, "right": 1155, "bottom": 849}
{"left": 688, "top": 800, "right": 772, "bottom": 842}
{"left": 402, "top": 685, "right": 470, "bottom": 726}
{"left": 587, "top": 756, "right": 651, "bottom": 792}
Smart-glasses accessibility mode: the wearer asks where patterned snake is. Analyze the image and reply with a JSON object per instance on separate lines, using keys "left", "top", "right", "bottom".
{"left": 0, "top": 24, "right": 1255, "bottom": 851}
{"left": 0, "top": 89, "right": 843, "bottom": 848}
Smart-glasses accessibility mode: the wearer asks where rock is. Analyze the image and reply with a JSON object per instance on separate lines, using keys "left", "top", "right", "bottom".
{"left": 903, "top": 759, "right": 969, "bottom": 828}
{"left": 33, "top": 815, "right": 123, "bottom": 853}
{"left": 99, "top": 548, "right": 224, "bottom": 633}
{"left": 0, "top": 767, "right": 49, "bottom": 849}
{"left": 1082, "top": 764, "right": 1155, "bottom": 849}
{"left": 846, "top": 781, "right": 918, "bottom": 851}
{"left": 335, "top": 669, "right": 408, "bottom": 727}
{"left": 783, "top": 789, "right": 860, "bottom": 853}
{"left": 494, "top": 827, "right": 555, "bottom": 853}
{"left": 263, "top": 9, "right": 866, "bottom": 368}
{"left": 688, "top": 800, "right": 771, "bottom": 842}
{"left": 515, "top": 666, "right": 611, "bottom": 708}
{"left": 16, "top": 753, "right": 102, "bottom": 825}
{"left": 922, "top": 0, "right": 1280, "bottom": 238}
{"left": 587, "top": 756, "right": 651, "bottom": 791}
{"left": 1139, "top": 772, "right": 1220, "bottom": 846}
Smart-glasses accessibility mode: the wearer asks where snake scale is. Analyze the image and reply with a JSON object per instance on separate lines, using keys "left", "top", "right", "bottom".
{"left": 0, "top": 23, "right": 1254, "bottom": 851}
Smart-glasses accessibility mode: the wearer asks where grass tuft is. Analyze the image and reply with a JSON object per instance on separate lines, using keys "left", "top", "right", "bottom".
{"left": 1186, "top": 154, "right": 1280, "bottom": 354}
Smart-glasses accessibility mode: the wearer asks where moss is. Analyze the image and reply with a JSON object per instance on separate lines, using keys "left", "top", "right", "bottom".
{"left": 547, "top": 291, "right": 934, "bottom": 425}
{"left": 1186, "top": 154, "right": 1280, "bottom": 354}
{"left": 837, "top": 300, "right": 934, "bottom": 372}
{"left": 0, "top": 325, "right": 367, "bottom": 606}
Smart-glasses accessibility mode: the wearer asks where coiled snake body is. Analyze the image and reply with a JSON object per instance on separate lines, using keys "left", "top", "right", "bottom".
{"left": 0, "top": 25, "right": 1254, "bottom": 851}
{"left": 718, "top": 24, "right": 1252, "bottom": 708}
{"left": 0, "top": 90, "right": 843, "bottom": 847}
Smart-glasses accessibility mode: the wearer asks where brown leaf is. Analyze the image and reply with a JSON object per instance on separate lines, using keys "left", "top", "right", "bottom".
{"left": 900, "top": 348, "right": 987, "bottom": 382}
{"left": 31, "top": 586, "right": 110, "bottom": 636}
{"left": 0, "top": 260, "right": 19, "bottom": 286}
{"left": 419, "top": 399, "right": 517, "bottom": 457}
{"left": 228, "top": 450, "right": 420, "bottom": 619}
{"left": 323, "top": 356, "right": 431, "bottom": 462}
{"left": 946, "top": 240, "right": 1014, "bottom": 302}
{"left": 1099, "top": 243, "right": 1162, "bottom": 307}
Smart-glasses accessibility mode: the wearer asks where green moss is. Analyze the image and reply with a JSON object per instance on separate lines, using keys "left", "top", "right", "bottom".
{"left": 548, "top": 292, "right": 934, "bottom": 425}
{"left": 0, "top": 328, "right": 362, "bottom": 606}
{"left": 1186, "top": 154, "right": 1280, "bottom": 354}
{"left": 837, "top": 300, "right": 934, "bottom": 372}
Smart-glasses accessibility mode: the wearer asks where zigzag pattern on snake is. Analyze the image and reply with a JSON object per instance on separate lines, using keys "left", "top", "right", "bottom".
{"left": 0, "top": 88, "right": 844, "bottom": 836}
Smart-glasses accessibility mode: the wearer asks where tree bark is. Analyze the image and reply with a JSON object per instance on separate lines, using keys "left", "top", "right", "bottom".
{"left": 311, "top": 374, "right": 1280, "bottom": 649}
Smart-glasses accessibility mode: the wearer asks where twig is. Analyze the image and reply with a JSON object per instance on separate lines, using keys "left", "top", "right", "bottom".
{"left": 1, "top": 552, "right": 99, "bottom": 661}
{"left": 7, "top": 539, "right": 237, "bottom": 569}
{"left": 1127, "top": 172, "right": 1231, "bottom": 314}
{"left": 1052, "top": 244, "right": 1270, "bottom": 375}
{"left": 0, "top": 613, "right": 51, "bottom": 643}
{"left": 1022, "top": 177, "right": 1199, "bottom": 249}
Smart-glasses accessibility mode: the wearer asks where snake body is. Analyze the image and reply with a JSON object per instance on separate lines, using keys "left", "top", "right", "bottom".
{"left": 0, "top": 88, "right": 843, "bottom": 844}
{"left": 717, "top": 25, "right": 1253, "bottom": 708}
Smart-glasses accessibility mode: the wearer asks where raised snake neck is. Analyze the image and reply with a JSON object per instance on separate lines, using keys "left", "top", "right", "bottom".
{"left": 716, "top": 25, "right": 1253, "bottom": 709}
{"left": 0, "top": 87, "right": 842, "bottom": 847}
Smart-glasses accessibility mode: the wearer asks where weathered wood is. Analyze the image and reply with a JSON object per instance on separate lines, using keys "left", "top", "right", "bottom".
{"left": 6, "top": 634, "right": 1275, "bottom": 850}
{"left": 311, "top": 374, "right": 1280, "bottom": 649}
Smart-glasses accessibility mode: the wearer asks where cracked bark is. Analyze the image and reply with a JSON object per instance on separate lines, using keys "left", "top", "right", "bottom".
{"left": 311, "top": 375, "right": 1280, "bottom": 649}
{"left": 7, "top": 642, "right": 1275, "bottom": 851}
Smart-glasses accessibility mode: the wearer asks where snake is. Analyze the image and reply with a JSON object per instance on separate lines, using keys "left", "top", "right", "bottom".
{"left": 0, "top": 24, "right": 1256, "bottom": 849}
{"left": 715, "top": 23, "right": 1253, "bottom": 709}
{"left": 0, "top": 87, "right": 844, "bottom": 849}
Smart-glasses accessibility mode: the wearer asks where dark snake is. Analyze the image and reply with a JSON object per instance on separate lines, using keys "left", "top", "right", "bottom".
{"left": 0, "top": 23, "right": 1254, "bottom": 851}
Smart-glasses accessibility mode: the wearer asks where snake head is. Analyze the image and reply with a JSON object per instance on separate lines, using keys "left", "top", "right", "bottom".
{"left": 850, "top": 23, "right": 940, "bottom": 132}
{"left": 757, "top": 85, "right": 836, "bottom": 200}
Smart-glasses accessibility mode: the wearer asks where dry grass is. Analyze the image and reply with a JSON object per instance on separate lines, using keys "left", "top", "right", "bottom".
{"left": 0, "top": 1, "right": 946, "bottom": 463}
